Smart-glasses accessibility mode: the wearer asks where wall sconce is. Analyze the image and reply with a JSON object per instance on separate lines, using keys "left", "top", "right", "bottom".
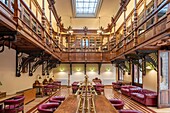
{"left": 90, "top": 67, "right": 95, "bottom": 72}
{"left": 36, "top": 74, "right": 42, "bottom": 80}
{"left": 106, "top": 67, "right": 111, "bottom": 72}
{"left": 76, "top": 67, "right": 81, "bottom": 72}
{"left": 60, "top": 67, "right": 65, "bottom": 72}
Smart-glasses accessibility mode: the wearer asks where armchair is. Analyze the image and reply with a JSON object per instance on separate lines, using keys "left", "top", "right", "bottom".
{"left": 4, "top": 96, "right": 25, "bottom": 113}
{"left": 109, "top": 99, "right": 124, "bottom": 110}
{"left": 37, "top": 103, "right": 60, "bottom": 113}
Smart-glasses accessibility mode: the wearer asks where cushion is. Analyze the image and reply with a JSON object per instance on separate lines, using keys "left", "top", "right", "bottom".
{"left": 136, "top": 94, "right": 144, "bottom": 99}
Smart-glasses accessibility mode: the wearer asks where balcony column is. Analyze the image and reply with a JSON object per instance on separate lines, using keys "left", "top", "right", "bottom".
{"left": 113, "top": 23, "right": 118, "bottom": 51}
{"left": 166, "top": 0, "right": 170, "bottom": 28}
{"left": 133, "top": 0, "right": 138, "bottom": 46}
{"left": 123, "top": 6, "right": 127, "bottom": 50}
{"left": 42, "top": 0, "right": 46, "bottom": 43}
{"left": 13, "top": 0, "right": 21, "bottom": 25}
{"left": 49, "top": 5, "right": 53, "bottom": 48}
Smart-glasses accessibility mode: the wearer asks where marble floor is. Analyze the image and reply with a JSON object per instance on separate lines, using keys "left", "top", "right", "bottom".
{"left": 25, "top": 87, "right": 170, "bottom": 113}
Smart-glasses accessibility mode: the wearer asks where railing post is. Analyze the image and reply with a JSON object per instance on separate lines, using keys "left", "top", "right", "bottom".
{"left": 133, "top": 0, "right": 138, "bottom": 46}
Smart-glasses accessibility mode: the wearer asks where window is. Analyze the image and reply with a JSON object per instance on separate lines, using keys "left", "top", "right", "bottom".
{"left": 157, "top": 2, "right": 168, "bottom": 20}
{"left": 72, "top": 0, "right": 102, "bottom": 17}
{"left": 118, "top": 68, "right": 124, "bottom": 81}
{"left": 133, "top": 63, "right": 143, "bottom": 85}
{"left": 82, "top": 38, "right": 88, "bottom": 48}
{"left": 2, "top": 0, "right": 8, "bottom": 6}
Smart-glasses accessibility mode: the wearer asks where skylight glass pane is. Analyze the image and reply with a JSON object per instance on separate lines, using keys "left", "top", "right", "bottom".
{"left": 74, "top": 0, "right": 101, "bottom": 17}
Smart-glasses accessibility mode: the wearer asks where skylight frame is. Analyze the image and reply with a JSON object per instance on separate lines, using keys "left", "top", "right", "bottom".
{"left": 72, "top": 0, "right": 102, "bottom": 18}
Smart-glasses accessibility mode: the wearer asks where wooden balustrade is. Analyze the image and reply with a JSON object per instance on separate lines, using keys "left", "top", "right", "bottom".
{"left": 110, "top": 0, "right": 170, "bottom": 60}
{"left": 61, "top": 52, "right": 110, "bottom": 63}
{"left": 1, "top": 0, "right": 170, "bottom": 63}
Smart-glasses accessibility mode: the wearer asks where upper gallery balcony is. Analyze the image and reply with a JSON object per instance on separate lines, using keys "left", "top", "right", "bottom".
{"left": 0, "top": 0, "right": 170, "bottom": 62}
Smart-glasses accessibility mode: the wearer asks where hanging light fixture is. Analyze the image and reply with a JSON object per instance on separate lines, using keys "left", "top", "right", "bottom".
{"left": 97, "top": 17, "right": 103, "bottom": 34}
{"left": 68, "top": 17, "right": 73, "bottom": 34}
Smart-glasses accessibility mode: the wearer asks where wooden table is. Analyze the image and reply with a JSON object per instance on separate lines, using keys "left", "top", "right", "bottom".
{"left": 54, "top": 95, "right": 79, "bottom": 113}
{"left": 54, "top": 95, "right": 118, "bottom": 113}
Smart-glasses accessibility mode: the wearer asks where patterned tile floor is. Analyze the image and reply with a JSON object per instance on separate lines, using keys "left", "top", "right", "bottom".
{"left": 25, "top": 87, "right": 170, "bottom": 113}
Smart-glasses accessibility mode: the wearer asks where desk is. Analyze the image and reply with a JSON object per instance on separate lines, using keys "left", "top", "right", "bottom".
{"left": 0, "top": 93, "right": 23, "bottom": 102}
{"left": 94, "top": 95, "right": 118, "bottom": 113}
{"left": 33, "top": 85, "right": 44, "bottom": 97}
{"left": 54, "top": 95, "right": 118, "bottom": 113}
{"left": 0, "top": 92, "right": 6, "bottom": 99}
{"left": 54, "top": 95, "right": 79, "bottom": 113}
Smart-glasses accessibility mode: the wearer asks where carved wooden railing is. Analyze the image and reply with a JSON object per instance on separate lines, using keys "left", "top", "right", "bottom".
{"left": 0, "top": 0, "right": 61, "bottom": 59}
{"left": 61, "top": 52, "right": 110, "bottom": 63}
{"left": 111, "top": 0, "right": 170, "bottom": 60}
{"left": 0, "top": 0, "right": 16, "bottom": 29}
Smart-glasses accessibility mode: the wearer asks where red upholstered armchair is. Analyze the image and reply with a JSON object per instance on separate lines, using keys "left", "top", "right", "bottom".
{"left": 72, "top": 82, "right": 79, "bottom": 93}
{"left": 112, "top": 82, "right": 122, "bottom": 90}
{"left": 92, "top": 77, "right": 102, "bottom": 84}
{"left": 4, "top": 96, "right": 25, "bottom": 113}
{"left": 53, "top": 81, "right": 61, "bottom": 89}
{"left": 109, "top": 99, "right": 124, "bottom": 110}
{"left": 95, "top": 84, "right": 104, "bottom": 95}
{"left": 44, "top": 85, "right": 54, "bottom": 96}
{"left": 37, "top": 103, "right": 60, "bottom": 113}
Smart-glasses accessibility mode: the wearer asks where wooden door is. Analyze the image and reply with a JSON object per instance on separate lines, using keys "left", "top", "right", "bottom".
{"left": 158, "top": 51, "right": 170, "bottom": 108}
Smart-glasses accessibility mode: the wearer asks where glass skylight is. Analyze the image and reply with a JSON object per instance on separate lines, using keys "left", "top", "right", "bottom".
{"left": 72, "top": 0, "right": 102, "bottom": 17}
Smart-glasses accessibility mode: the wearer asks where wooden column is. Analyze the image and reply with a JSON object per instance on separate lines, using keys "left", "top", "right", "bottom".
{"left": 123, "top": 6, "right": 127, "bottom": 50}
{"left": 133, "top": 0, "right": 138, "bottom": 46}
{"left": 13, "top": 0, "right": 21, "bottom": 25}
{"left": 42, "top": 0, "right": 46, "bottom": 43}
{"left": 70, "top": 63, "right": 72, "bottom": 75}
{"left": 49, "top": 5, "right": 53, "bottom": 48}
{"left": 166, "top": 0, "right": 170, "bottom": 34}
{"left": 84, "top": 63, "right": 86, "bottom": 75}
{"left": 113, "top": 23, "right": 116, "bottom": 47}
{"left": 107, "top": 36, "right": 110, "bottom": 51}
{"left": 49, "top": 6, "right": 52, "bottom": 37}
{"left": 68, "top": 73, "right": 70, "bottom": 88}
{"left": 42, "top": 0, "right": 45, "bottom": 28}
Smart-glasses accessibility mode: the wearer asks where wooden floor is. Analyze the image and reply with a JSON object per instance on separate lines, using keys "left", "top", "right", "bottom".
{"left": 25, "top": 87, "right": 170, "bottom": 113}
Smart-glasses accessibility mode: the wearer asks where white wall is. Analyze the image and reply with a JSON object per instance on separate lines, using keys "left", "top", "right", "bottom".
{"left": 53, "top": 64, "right": 116, "bottom": 85}
{"left": 143, "top": 69, "right": 157, "bottom": 92}
{"left": 0, "top": 47, "right": 52, "bottom": 95}
{"left": 120, "top": 67, "right": 157, "bottom": 92}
